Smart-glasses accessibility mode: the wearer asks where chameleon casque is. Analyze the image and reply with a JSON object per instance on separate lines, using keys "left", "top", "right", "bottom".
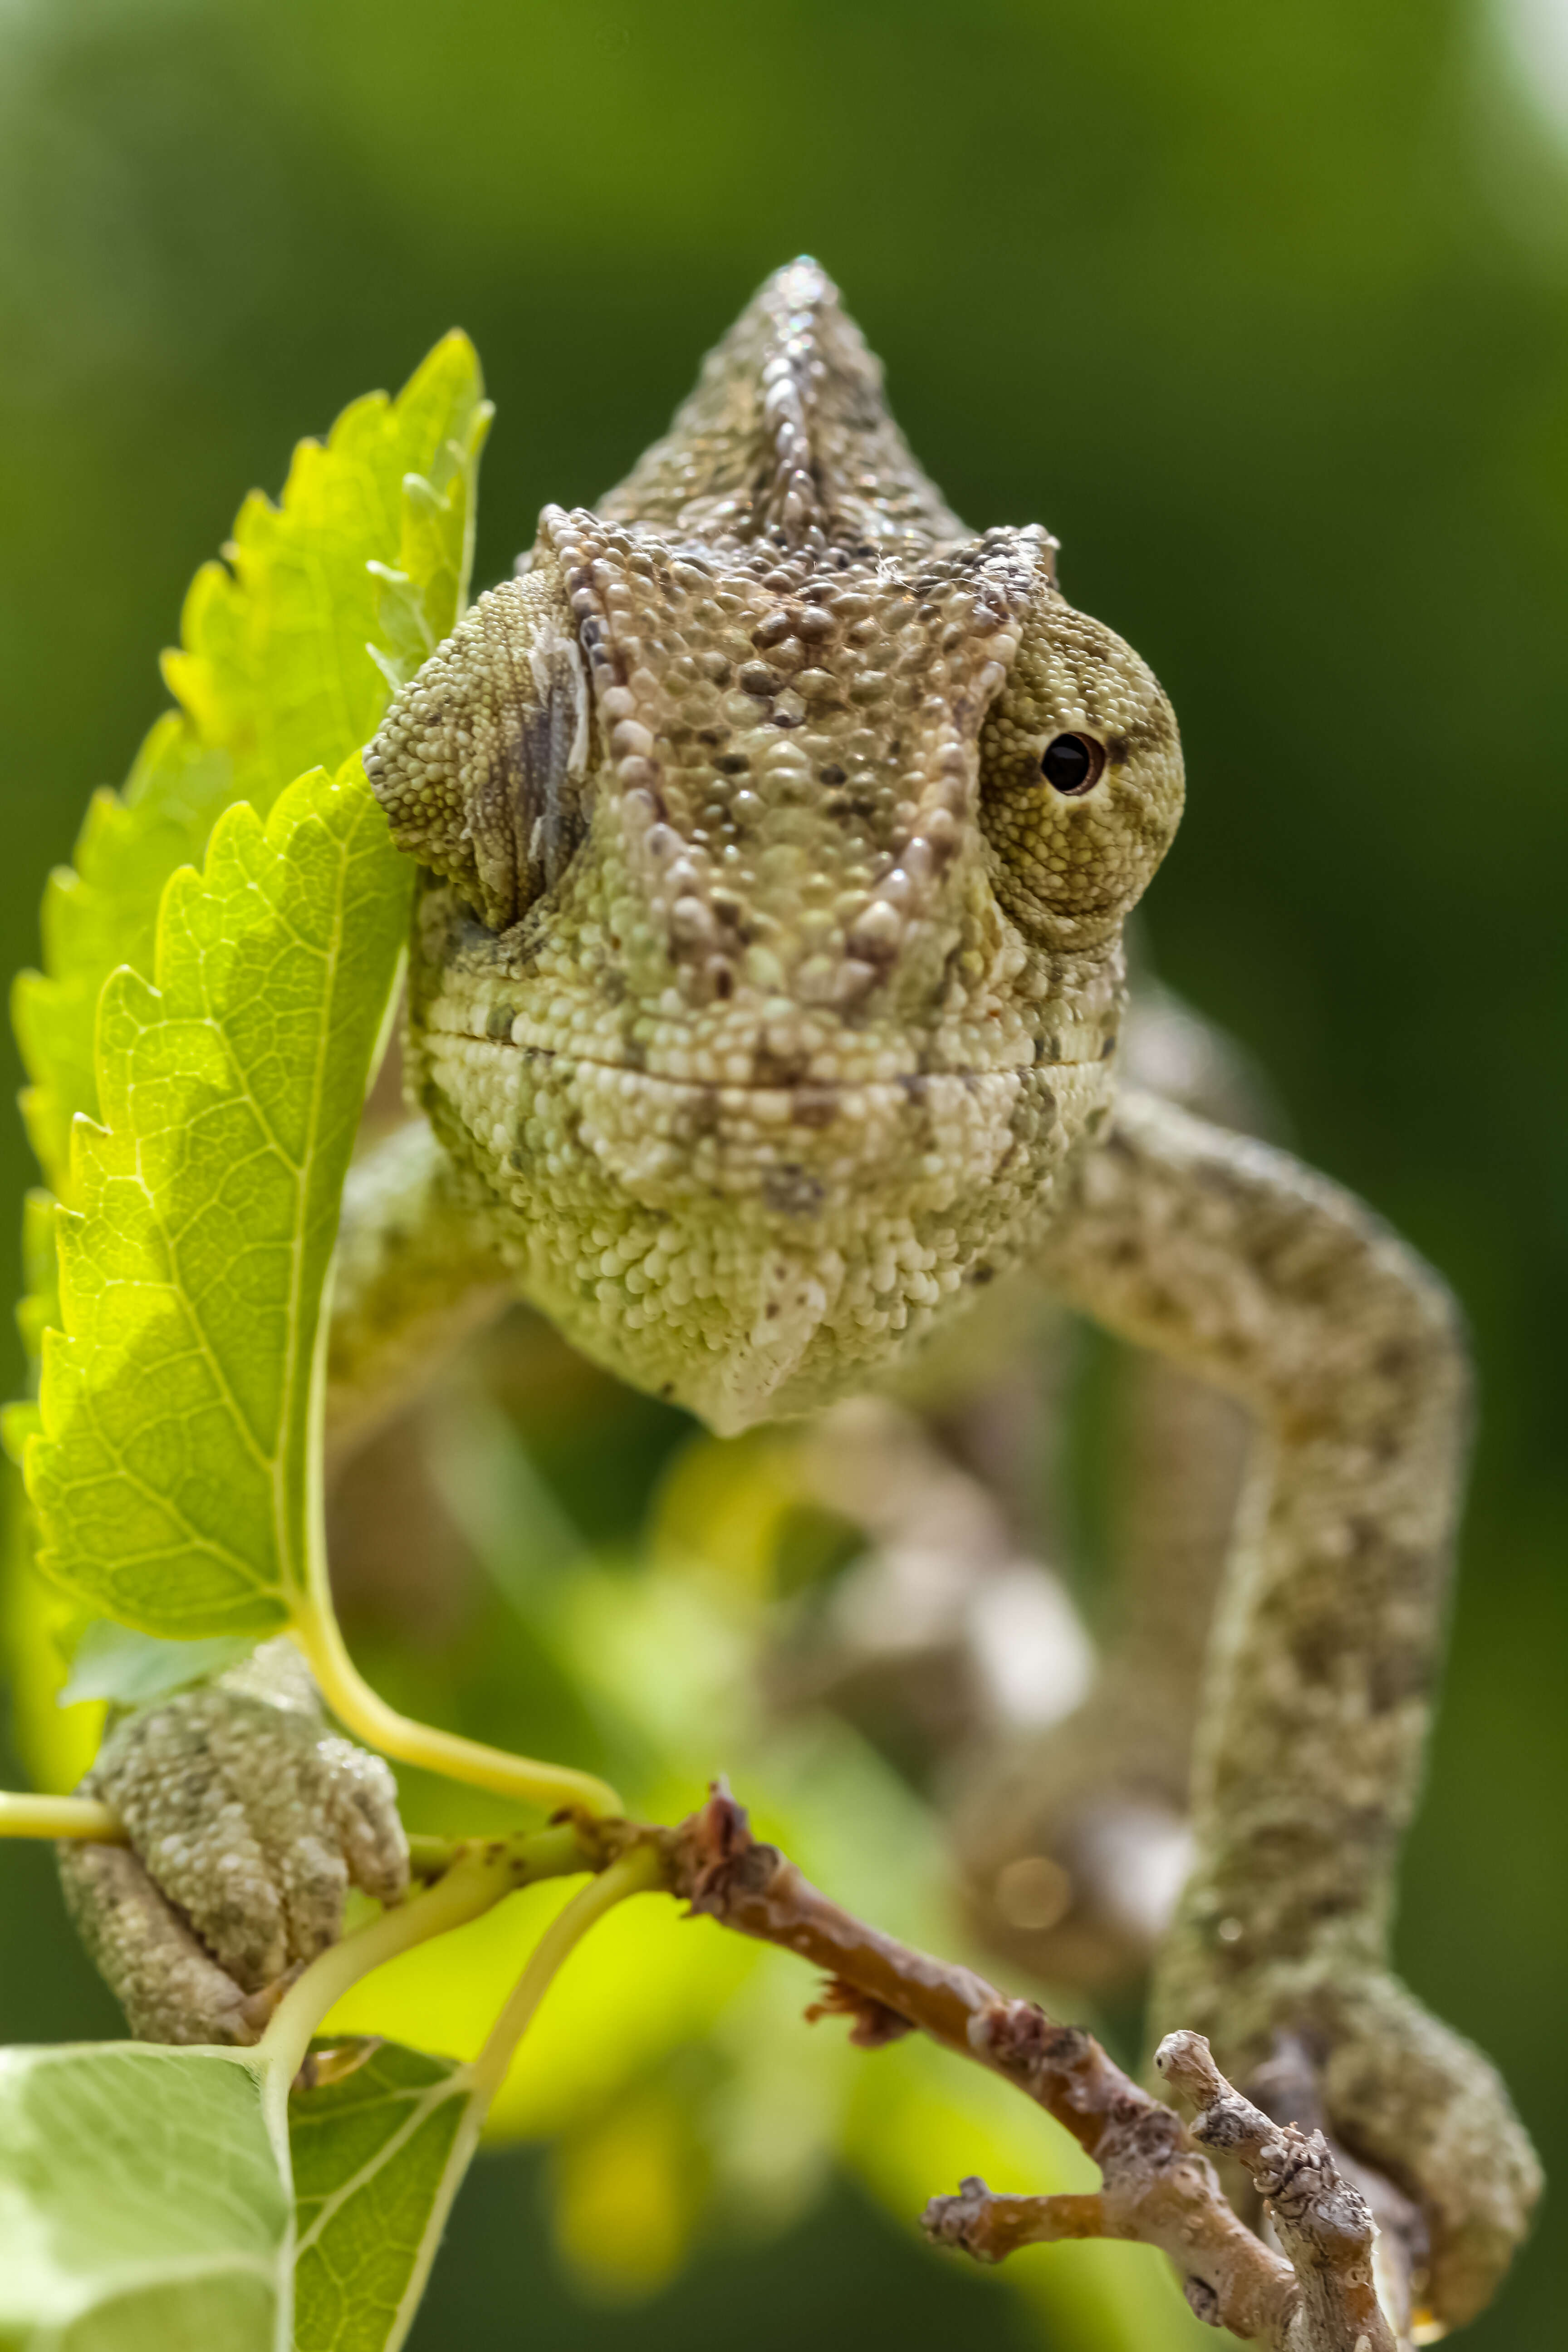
{"left": 62, "top": 261, "right": 1539, "bottom": 2329}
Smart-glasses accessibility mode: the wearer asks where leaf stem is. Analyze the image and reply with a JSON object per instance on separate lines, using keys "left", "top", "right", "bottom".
{"left": 0, "top": 1790, "right": 123, "bottom": 1841}
{"left": 364, "top": 1839, "right": 655, "bottom": 2352}
{"left": 290, "top": 1600, "right": 624, "bottom": 1819}
{"left": 261, "top": 1823, "right": 591, "bottom": 2085}
{"left": 468, "top": 1842, "right": 662, "bottom": 2106}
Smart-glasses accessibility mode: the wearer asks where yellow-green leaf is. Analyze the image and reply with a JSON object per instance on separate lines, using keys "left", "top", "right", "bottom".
{"left": 14, "top": 332, "right": 489, "bottom": 1205}
{"left": 24, "top": 762, "right": 409, "bottom": 1636}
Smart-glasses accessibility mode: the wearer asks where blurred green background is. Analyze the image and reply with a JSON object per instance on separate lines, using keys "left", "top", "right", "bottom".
{"left": 1, "top": 0, "right": 1564, "bottom": 2345}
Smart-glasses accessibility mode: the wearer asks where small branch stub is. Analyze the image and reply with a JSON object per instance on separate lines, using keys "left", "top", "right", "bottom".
{"left": 1156, "top": 2032, "right": 1396, "bottom": 2352}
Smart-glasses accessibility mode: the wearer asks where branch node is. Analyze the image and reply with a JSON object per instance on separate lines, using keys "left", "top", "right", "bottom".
{"left": 805, "top": 1976, "right": 913, "bottom": 2048}
{"left": 921, "top": 2175, "right": 998, "bottom": 2260}
{"left": 1156, "top": 2030, "right": 1396, "bottom": 2352}
{"left": 665, "top": 1791, "right": 1402, "bottom": 2351}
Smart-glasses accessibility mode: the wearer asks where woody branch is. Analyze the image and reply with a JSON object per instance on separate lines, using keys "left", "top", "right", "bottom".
{"left": 639, "top": 1782, "right": 1397, "bottom": 2352}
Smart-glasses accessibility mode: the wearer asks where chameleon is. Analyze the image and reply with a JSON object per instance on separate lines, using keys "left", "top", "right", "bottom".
{"left": 69, "top": 259, "right": 1539, "bottom": 2328}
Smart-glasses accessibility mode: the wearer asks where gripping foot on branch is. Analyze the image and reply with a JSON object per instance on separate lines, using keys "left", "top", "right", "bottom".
{"left": 57, "top": 1641, "right": 408, "bottom": 2045}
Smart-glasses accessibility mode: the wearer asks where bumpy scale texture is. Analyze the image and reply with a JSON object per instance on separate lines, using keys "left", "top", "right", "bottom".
{"left": 366, "top": 260, "right": 1181, "bottom": 1433}
{"left": 83, "top": 260, "right": 1535, "bottom": 2328}
{"left": 59, "top": 1641, "right": 407, "bottom": 2045}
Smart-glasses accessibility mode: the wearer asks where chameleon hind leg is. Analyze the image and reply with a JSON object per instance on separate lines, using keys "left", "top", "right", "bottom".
{"left": 951, "top": 975, "right": 1272, "bottom": 1994}
{"left": 1037, "top": 1086, "right": 1539, "bottom": 2331}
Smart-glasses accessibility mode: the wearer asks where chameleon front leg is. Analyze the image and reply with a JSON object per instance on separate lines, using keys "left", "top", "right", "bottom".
{"left": 1040, "top": 1088, "right": 1540, "bottom": 2330}
{"left": 326, "top": 1115, "right": 512, "bottom": 1469}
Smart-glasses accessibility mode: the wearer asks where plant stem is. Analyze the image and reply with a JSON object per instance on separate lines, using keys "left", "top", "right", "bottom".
{"left": 261, "top": 1823, "right": 592, "bottom": 2085}
{"left": 0, "top": 1790, "right": 123, "bottom": 1841}
{"left": 353, "top": 1846, "right": 657, "bottom": 2352}
{"left": 468, "top": 1842, "right": 662, "bottom": 2105}
{"left": 407, "top": 1832, "right": 464, "bottom": 1878}
{"left": 290, "top": 1597, "right": 623, "bottom": 1820}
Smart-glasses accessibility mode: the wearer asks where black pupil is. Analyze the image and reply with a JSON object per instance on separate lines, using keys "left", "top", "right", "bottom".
{"left": 1041, "top": 734, "right": 1096, "bottom": 792}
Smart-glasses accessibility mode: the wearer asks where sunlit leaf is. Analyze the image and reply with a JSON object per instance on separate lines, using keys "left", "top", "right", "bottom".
{"left": 291, "top": 2041, "right": 483, "bottom": 2352}
{"left": 24, "top": 762, "right": 409, "bottom": 1636}
{"left": 13, "top": 334, "right": 488, "bottom": 1206}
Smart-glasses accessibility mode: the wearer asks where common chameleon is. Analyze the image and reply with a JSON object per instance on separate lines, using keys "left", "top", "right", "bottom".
{"left": 70, "top": 260, "right": 1539, "bottom": 2328}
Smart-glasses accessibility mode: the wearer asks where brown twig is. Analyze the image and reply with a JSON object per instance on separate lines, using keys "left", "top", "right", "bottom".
{"left": 647, "top": 1783, "right": 1397, "bottom": 2352}
{"left": 1158, "top": 2032, "right": 1396, "bottom": 2352}
{"left": 1248, "top": 2034, "right": 1423, "bottom": 2347}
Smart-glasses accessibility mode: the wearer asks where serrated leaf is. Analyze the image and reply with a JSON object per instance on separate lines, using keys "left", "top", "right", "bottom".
{"left": 9, "top": 334, "right": 488, "bottom": 1677}
{"left": 290, "top": 2041, "right": 481, "bottom": 2352}
{"left": 24, "top": 762, "right": 410, "bottom": 1637}
{"left": 13, "top": 332, "right": 489, "bottom": 1206}
{"left": 0, "top": 2042, "right": 289, "bottom": 2351}
{"left": 161, "top": 334, "right": 490, "bottom": 818}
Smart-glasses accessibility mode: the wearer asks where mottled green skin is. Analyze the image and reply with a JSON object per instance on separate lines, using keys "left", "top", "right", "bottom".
{"left": 358, "top": 263, "right": 1539, "bottom": 2325}
{"left": 367, "top": 262, "right": 1182, "bottom": 1433}
{"left": 62, "top": 264, "right": 1538, "bottom": 2328}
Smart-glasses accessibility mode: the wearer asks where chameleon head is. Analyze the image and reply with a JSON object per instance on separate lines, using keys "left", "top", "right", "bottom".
{"left": 366, "top": 264, "right": 1183, "bottom": 1431}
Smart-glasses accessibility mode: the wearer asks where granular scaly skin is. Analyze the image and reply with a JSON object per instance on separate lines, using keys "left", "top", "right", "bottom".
{"left": 73, "top": 260, "right": 1532, "bottom": 2322}
{"left": 1039, "top": 1093, "right": 1542, "bottom": 2322}
{"left": 368, "top": 263, "right": 1179, "bottom": 1432}
{"left": 58, "top": 1640, "right": 407, "bottom": 2045}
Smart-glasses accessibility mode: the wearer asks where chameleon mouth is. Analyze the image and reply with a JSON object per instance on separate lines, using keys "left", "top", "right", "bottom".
{"left": 446, "top": 1032, "right": 1109, "bottom": 1092}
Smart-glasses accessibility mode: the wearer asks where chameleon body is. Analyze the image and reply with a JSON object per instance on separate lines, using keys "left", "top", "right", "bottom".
{"left": 77, "top": 262, "right": 1539, "bottom": 2327}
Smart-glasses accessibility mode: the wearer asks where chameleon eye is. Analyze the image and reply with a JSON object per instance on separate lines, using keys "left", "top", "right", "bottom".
{"left": 1039, "top": 733, "right": 1106, "bottom": 795}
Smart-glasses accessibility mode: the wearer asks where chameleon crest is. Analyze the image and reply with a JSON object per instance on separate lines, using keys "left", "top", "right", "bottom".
{"left": 367, "top": 260, "right": 1182, "bottom": 1430}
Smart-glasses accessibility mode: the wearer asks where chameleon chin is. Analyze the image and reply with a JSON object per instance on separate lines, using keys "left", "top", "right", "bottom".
{"left": 81, "top": 262, "right": 1542, "bottom": 2332}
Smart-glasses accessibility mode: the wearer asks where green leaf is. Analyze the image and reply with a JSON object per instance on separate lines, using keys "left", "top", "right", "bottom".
{"left": 291, "top": 2042, "right": 481, "bottom": 2352}
{"left": 13, "top": 331, "right": 489, "bottom": 1204}
{"left": 8, "top": 333, "right": 488, "bottom": 1676}
{"left": 0, "top": 2042, "right": 289, "bottom": 2351}
{"left": 24, "top": 761, "right": 410, "bottom": 1637}
{"left": 0, "top": 2035, "right": 483, "bottom": 2352}
{"left": 57, "top": 1621, "right": 256, "bottom": 1710}
{"left": 161, "top": 333, "right": 490, "bottom": 818}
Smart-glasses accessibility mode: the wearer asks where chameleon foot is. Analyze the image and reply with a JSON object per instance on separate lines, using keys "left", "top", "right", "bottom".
{"left": 57, "top": 1640, "right": 408, "bottom": 2045}
{"left": 1153, "top": 1950, "right": 1542, "bottom": 2332}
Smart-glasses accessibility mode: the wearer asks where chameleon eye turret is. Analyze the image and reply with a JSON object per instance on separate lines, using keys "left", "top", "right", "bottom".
{"left": 365, "top": 568, "right": 593, "bottom": 934}
{"left": 976, "top": 587, "right": 1184, "bottom": 950}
